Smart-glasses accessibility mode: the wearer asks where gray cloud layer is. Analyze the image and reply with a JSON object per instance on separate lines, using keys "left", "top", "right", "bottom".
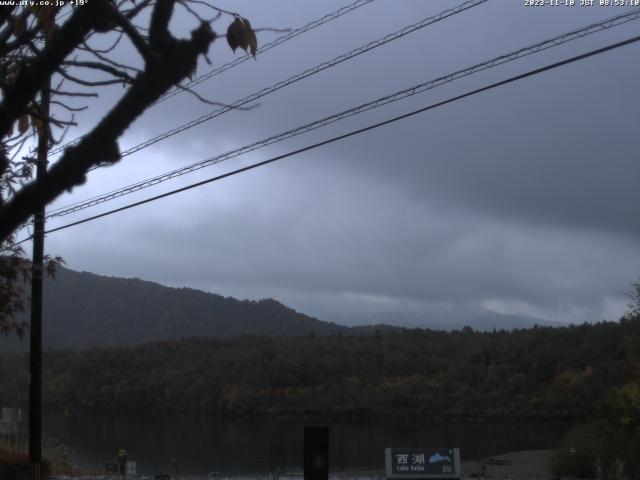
{"left": 39, "top": 1, "right": 640, "bottom": 328}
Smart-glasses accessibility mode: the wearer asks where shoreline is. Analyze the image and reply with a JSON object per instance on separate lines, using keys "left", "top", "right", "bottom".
{"left": 463, "top": 450, "right": 552, "bottom": 479}
{"left": 45, "top": 450, "right": 555, "bottom": 480}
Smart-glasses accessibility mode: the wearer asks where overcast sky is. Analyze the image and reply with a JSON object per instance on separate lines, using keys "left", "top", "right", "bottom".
{"left": 28, "top": 0, "right": 640, "bottom": 328}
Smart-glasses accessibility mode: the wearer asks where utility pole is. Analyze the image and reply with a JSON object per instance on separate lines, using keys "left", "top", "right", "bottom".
{"left": 29, "top": 79, "right": 50, "bottom": 480}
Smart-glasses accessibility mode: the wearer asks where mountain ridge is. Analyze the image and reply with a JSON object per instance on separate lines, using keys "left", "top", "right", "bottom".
{"left": 41, "top": 266, "right": 358, "bottom": 349}
{"left": 0, "top": 265, "right": 562, "bottom": 351}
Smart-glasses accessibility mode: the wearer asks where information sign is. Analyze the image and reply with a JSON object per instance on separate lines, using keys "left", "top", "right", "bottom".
{"left": 385, "top": 448, "right": 461, "bottom": 479}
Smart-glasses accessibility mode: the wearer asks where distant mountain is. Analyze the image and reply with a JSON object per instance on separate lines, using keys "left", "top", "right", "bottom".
{"left": 3, "top": 267, "right": 356, "bottom": 350}
{"left": 0, "top": 266, "right": 562, "bottom": 352}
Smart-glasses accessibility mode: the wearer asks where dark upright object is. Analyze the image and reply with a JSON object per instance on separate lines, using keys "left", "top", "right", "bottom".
{"left": 304, "top": 427, "right": 329, "bottom": 480}
{"left": 30, "top": 81, "right": 49, "bottom": 480}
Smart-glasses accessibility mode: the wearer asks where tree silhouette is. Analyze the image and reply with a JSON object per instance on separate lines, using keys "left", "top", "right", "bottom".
{"left": 0, "top": 0, "right": 258, "bottom": 332}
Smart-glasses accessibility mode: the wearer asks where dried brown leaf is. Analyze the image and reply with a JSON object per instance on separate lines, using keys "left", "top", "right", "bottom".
{"left": 242, "top": 18, "right": 258, "bottom": 58}
{"left": 30, "top": 5, "right": 57, "bottom": 39}
{"left": 44, "top": 20, "right": 57, "bottom": 39}
{"left": 187, "top": 62, "right": 197, "bottom": 81}
{"left": 18, "top": 114, "right": 29, "bottom": 134}
{"left": 13, "top": 15, "right": 26, "bottom": 37}
{"left": 4, "top": 69, "right": 18, "bottom": 90}
{"left": 227, "top": 16, "right": 256, "bottom": 54}
{"left": 226, "top": 16, "right": 245, "bottom": 52}
{"left": 31, "top": 109, "right": 44, "bottom": 136}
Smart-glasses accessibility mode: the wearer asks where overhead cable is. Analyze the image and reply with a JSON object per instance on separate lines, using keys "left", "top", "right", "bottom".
{"left": 48, "top": 0, "right": 376, "bottom": 156}
{"left": 46, "top": 7, "right": 640, "bottom": 219}
{"left": 31, "top": 33, "right": 640, "bottom": 240}
{"left": 50, "top": 0, "right": 490, "bottom": 160}
{"left": 156, "top": 0, "right": 376, "bottom": 105}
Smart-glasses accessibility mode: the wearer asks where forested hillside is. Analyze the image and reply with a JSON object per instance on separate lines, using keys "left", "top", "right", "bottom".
{"left": 7, "top": 320, "right": 634, "bottom": 419}
{"left": 8, "top": 267, "right": 355, "bottom": 349}
{"left": 1, "top": 267, "right": 555, "bottom": 351}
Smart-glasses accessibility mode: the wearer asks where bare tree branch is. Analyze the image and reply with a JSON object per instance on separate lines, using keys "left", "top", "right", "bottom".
{"left": 0, "top": 19, "right": 216, "bottom": 240}
{"left": 0, "top": 1, "right": 265, "bottom": 336}
{"left": 61, "top": 60, "right": 136, "bottom": 83}
{"left": 80, "top": 29, "right": 124, "bottom": 54}
{"left": 175, "top": 82, "right": 259, "bottom": 109}
{"left": 149, "top": 0, "right": 175, "bottom": 47}
{"left": 0, "top": 2, "right": 101, "bottom": 137}
{"left": 57, "top": 68, "right": 129, "bottom": 87}
{"left": 123, "top": 0, "right": 154, "bottom": 20}
{"left": 110, "top": 10, "right": 156, "bottom": 62}
{"left": 82, "top": 42, "right": 142, "bottom": 73}
{"left": 51, "top": 89, "right": 99, "bottom": 98}
{"left": 50, "top": 100, "right": 88, "bottom": 112}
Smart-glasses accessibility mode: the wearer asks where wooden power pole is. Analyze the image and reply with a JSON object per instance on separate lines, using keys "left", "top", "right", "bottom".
{"left": 29, "top": 79, "right": 49, "bottom": 480}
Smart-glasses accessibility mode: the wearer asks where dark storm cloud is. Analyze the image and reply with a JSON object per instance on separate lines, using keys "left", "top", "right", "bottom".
{"left": 43, "top": 0, "right": 640, "bottom": 328}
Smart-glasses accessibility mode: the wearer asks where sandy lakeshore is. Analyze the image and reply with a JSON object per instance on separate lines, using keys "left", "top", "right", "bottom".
{"left": 462, "top": 450, "right": 553, "bottom": 479}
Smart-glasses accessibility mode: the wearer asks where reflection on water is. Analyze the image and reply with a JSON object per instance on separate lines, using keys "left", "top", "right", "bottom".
{"left": 44, "top": 411, "right": 570, "bottom": 476}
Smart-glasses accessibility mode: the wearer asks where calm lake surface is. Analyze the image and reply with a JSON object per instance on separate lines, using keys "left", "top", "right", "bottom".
{"left": 43, "top": 411, "right": 571, "bottom": 476}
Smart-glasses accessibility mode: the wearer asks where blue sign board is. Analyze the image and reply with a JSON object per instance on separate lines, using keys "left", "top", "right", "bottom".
{"left": 385, "top": 448, "right": 461, "bottom": 479}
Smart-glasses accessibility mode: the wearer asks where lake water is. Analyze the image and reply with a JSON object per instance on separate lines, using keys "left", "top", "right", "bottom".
{"left": 43, "top": 411, "right": 570, "bottom": 476}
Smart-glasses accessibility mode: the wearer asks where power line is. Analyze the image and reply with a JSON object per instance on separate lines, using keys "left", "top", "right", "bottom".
{"left": 33, "top": 33, "right": 640, "bottom": 240}
{"left": 156, "top": 0, "right": 376, "bottom": 105}
{"left": 51, "top": 0, "right": 489, "bottom": 162}
{"left": 48, "top": 0, "right": 376, "bottom": 156}
{"left": 119, "top": 0, "right": 489, "bottom": 158}
{"left": 46, "top": 7, "right": 640, "bottom": 219}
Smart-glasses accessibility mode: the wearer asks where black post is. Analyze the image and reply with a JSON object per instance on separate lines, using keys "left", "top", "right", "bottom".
{"left": 29, "top": 80, "right": 49, "bottom": 480}
{"left": 303, "top": 427, "right": 329, "bottom": 480}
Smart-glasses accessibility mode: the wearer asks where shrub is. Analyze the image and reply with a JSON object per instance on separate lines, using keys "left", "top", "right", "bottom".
{"left": 551, "top": 421, "right": 640, "bottom": 479}
{"left": 0, "top": 449, "right": 51, "bottom": 480}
